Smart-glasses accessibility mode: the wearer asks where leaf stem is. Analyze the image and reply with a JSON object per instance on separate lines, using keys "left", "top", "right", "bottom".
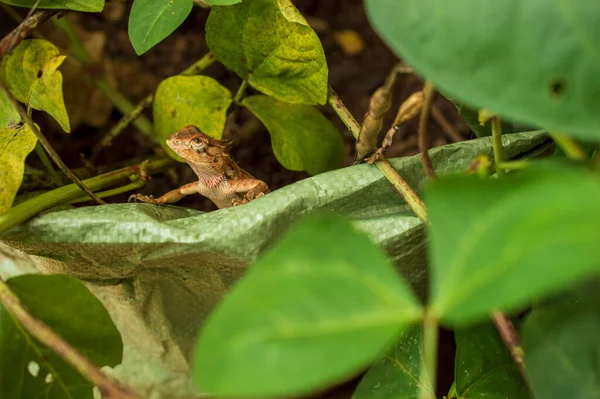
{"left": 418, "top": 81, "right": 436, "bottom": 179}
{"left": 234, "top": 80, "right": 248, "bottom": 104}
{"left": 549, "top": 132, "right": 587, "bottom": 161}
{"left": 0, "top": 272, "right": 143, "bottom": 399}
{"left": 420, "top": 309, "right": 439, "bottom": 399}
{"left": 0, "top": 157, "right": 175, "bottom": 235}
{"left": 327, "top": 85, "right": 428, "bottom": 222}
{"left": 89, "top": 52, "right": 217, "bottom": 164}
{"left": 0, "top": 80, "right": 106, "bottom": 205}
{"left": 491, "top": 116, "right": 505, "bottom": 176}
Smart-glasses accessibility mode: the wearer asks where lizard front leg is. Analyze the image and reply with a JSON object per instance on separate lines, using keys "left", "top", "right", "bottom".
{"left": 129, "top": 182, "right": 199, "bottom": 205}
{"left": 230, "top": 179, "right": 269, "bottom": 207}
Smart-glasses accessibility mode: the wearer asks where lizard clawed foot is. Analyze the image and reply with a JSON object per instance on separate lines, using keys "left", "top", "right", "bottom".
{"left": 231, "top": 191, "right": 266, "bottom": 207}
{"left": 129, "top": 193, "right": 160, "bottom": 205}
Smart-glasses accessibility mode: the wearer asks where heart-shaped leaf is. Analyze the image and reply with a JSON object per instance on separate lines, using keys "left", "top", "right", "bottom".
{"left": 0, "top": 124, "right": 37, "bottom": 213}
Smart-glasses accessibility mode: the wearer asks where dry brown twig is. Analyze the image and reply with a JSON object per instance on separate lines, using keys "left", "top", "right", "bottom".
{"left": 418, "top": 81, "right": 437, "bottom": 179}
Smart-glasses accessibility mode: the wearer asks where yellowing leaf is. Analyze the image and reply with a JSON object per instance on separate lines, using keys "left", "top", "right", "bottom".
{"left": 0, "top": 89, "right": 21, "bottom": 129}
{"left": 3, "top": 40, "right": 70, "bottom": 132}
{"left": 153, "top": 75, "right": 232, "bottom": 160}
{"left": 206, "top": 0, "right": 328, "bottom": 105}
{"left": 0, "top": 125, "right": 37, "bottom": 213}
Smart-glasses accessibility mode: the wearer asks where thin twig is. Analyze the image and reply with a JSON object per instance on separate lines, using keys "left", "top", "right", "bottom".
{"left": 0, "top": 274, "right": 142, "bottom": 399}
{"left": 0, "top": 80, "right": 106, "bottom": 205}
{"left": 0, "top": 9, "right": 60, "bottom": 60}
{"left": 549, "top": 132, "right": 587, "bottom": 161}
{"left": 327, "top": 85, "right": 428, "bottom": 222}
{"left": 418, "top": 81, "right": 436, "bottom": 179}
{"left": 431, "top": 104, "right": 463, "bottom": 143}
{"left": 89, "top": 52, "right": 217, "bottom": 163}
{"left": 491, "top": 311, "right": 528, "bottom": 381}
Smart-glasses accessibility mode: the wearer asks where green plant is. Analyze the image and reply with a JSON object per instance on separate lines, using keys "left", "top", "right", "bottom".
{"left": 0, "top": 1, "right": 598, "bottom": 399}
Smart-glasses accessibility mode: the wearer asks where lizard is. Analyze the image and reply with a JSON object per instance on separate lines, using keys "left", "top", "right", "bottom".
{"left": 129, "top": 125, "right": 269, "bottom": 209}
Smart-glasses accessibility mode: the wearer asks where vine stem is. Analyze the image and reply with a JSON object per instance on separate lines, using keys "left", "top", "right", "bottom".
{"left": 0, "top": 158, "right": 175, "bottom": 234}
{"left": 549, "top": 132, "right": 587, "bottom": 161}
{"left": 0, "top": 273, "right": 142, "bottom": 399}
{"left": 418, "top": 81, "right": 436, "bottom": 179}
{"left": 491, "top": 116, "right": 505, "bottom": 176}
{"left": 420, "top": 309, "right": 439, "bottom": 399}
{"left": 234, "top": 80, "right": 248, "bottom": 104}
{"left": 0, "top": 80, "right": 106, "bottom": 205}
{"left": 491, "top": 311, "right": 528, "bottom": 381}
{"left": 89, "top": 52, "right": 217, "bottom": 164}
{"left": 0, "top": 8, "right": 60, "bottom": 60}
{"left": 327, "top": 86, "right": 428, "bottom": 222}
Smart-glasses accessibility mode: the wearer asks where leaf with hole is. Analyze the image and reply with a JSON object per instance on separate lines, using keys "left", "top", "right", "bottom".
{"left": 206, "top": 0, "right": 328, "bottom": 105}
{"left": 366, "top": 0, "right": 600, "bottom": 142}
{"left": 128, "top": 0, "right": 194, "bottom": 55}
{"left": 0, "top": 125, "right": 37, "bottom": 213}
{"left": 193, "top": 214, "right": 422, "bottom": 398}
{"left": 427, "top": 162, "right": 600, "bottom": 325}
{"left": 153, "top": 75, "right": 232, "bottom": 160}
{"left": 2, "top": 40, "right": 70, "bottom": 132}
{"left": 455, "top": 323, "right": 530, "bottom": 399}
{"left": 353, "top": 325, "right": 432, "bottom": 399}
{"left": 0, "top": 0, "right": 104, "bottom": 11}
{"left": 243, "top": 95, "right": 343, "bottom": 175}
{"left": 0, "top": 273, "right": 122, "bottom": 399}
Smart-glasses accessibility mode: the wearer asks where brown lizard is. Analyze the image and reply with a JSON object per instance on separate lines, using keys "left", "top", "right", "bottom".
{"left": 129, "top": 125, "right": 269, "bottom": 209}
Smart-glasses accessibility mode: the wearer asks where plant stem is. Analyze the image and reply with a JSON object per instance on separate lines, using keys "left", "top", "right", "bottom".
{"left": 89, "top": 52, "right": 217, "bottom": 163}
{"left": 327, "top": 85, "right": 428, "bottom": 222}
{"left": 420, "top": 309, "right": 439, "bottom": 399}
{"left": 0, "top": 80, "right": 106, "bottom": 205}
{"left": 549, "top": 132, "right": 587, "bottom": 161}
{"left": 497, "top": 160, "right": 529, "bottom": 171}
{"left": 234, "top": 80, "right": 248, "bottom": 104}
{"left": 0, "top": 273, "right": 142, "bottom": 399}
{"left": 418, "top": 81, "right": 436, "bottom": 179}
{"left": 67, "top": 180, "right": 145, "bottom": 204}
{"left": 0, "top": 158, "right": 175, "bottom": 234}
{"left": 0, "top": 9, "right": 61, "bottom": 60}
{"left": 431, "top": 104, "right": 463, "bottom": 143}
{"left": 34, "top": 141, "right": 60, "bottom": 181}
{"left": 491, "top": 116, "right": 505, "bottom": 177}
{"left": 491, "top": 311, "right": 528, "bottom": 381}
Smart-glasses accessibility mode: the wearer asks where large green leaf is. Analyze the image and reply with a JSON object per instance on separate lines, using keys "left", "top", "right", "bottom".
{"left": 0, "top": 0, "right": 103, "bottom": 11}
{"left": 0, "top": 125, "right": 37, "bottom": 213}
{"left": 365, "top": 0, "right": 600, "bottom": 142}
{"left": 0, "top": 89, "right": 20, "bottom": 129}
{"left": 204, "top": 0, "right": 241, "bottom": 4}
{"left": 243, "top": 95, "right": 343, "bottom": 175}
{"left": 0, "top": 273, "right": 122, "bottom": 399}
{"left": 523, "top": 299, "right": 600, "bottom": 399}
{"left": 128, "top": 0, "right": 194, "bottom": 55}
{"left": 206, "top": 0, "right": 328, "bottom": 105}
{"left": 353, "top": 325, "right": 431, "bottom": 399}
{"left": 2, "top": 40, "right": 70, "bottom": 132}
{"left": 427, "top": 162, "right": 600, "bottom": 325}
{"left": 153, "top": 75, "right": 232, "bottom": 160}
{"left": 193, "top": 215, "right": 422, "bottom": 398}
{"left": 455, "top": 323, "right": 530, "bottom": 399}
{"left": 0, "top": 131, "right": 550, "bottom": 398}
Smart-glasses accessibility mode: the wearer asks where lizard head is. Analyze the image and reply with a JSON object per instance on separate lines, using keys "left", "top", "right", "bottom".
{"left": 167, "top": 125, "right": 232, "bottom": 174}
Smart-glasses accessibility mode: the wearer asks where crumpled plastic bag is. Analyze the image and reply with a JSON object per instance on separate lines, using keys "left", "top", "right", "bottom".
{"left": 0, "top": 131, "right": 550, "bottom": 398}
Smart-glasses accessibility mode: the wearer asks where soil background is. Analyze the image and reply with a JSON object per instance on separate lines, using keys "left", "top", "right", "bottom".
{"left": 1, "top": 1, "right": 465, "bottom": 396}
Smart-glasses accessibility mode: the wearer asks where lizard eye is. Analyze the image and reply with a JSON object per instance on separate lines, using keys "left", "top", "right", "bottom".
{"left": 193, "top": 138, "right": 201, "bottom": 143}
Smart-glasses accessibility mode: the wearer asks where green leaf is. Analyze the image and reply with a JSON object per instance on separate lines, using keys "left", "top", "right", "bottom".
{"left": 0, "top": 0, "right": 104, "bottom": 11}
{"left": 451, "top": 101, "right": 517, "bottom": 138}
{"left": 2, "top": 40, "right": 70, "bottom": 132}
{"left": 365, "top": 0, "right": 600, "bottom": 142}
{"left": 0, "top": 125, "right": 37, "bottom": 213}
{"left": 0, "top": 274, "right": 122, "bottom": 399}
{"left": 128, "top": 0, "right": 194, "bottom": 55}
{"left": 0, "top": 89, "right": 20, "bottom": 129}
{"left": 204, "top": 0, "right": 241, "bottom": 4}
{"left": 243, "top": 95, "right": 343, "bottom": 175}
{"left": 455, "top": 323, "right": 530, "bottom": 399}
{"left": 153, "top": 75, "right": 232, "bottom": 160}
{"left": 353, "top": 325, "right": 432, "bottom": 399}
{"left": 206, "top": 0, "right": 328, "bottom": 105}
{"left": 523, "top": 300, "right": 600, "bottom": 399}
{"left": 193, "top": 214, "right": 422, "bottom": 398}
{"left": 427, "top": 162, "right": 600, "bottom": 325}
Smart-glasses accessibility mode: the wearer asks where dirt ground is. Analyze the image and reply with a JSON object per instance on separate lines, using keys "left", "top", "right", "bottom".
{"left": 1, "top": 2, "right": 462, "bottom": 396}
